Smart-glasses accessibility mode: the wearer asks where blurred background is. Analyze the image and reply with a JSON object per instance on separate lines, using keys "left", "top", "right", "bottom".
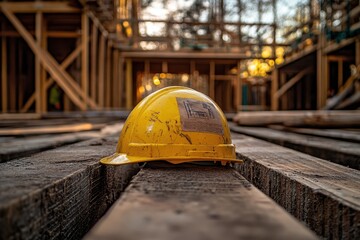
{"left": 0, "top": 0, "right": 359, "bottom": 116}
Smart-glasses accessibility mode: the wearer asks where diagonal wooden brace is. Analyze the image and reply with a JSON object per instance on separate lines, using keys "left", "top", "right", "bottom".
{"left": 1, "top": 6, "right": 98, "bottom": 110}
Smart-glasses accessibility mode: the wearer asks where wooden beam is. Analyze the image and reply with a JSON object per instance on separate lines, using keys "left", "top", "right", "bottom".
{"left": 236, "top": 61, "right": 242, "bottom": 111}
{"left": 356, "top": 38, "right": 360, "bottom": 66}
{"left": 317, "top": 38, "right": 328, "bottom": 109}
{"left": 87, "top": 11, "right": 109, "bottom": 38}
{"left": 209, "top": 61, "right": 215, "bottom": 99}
{"left": 232, "top": 134, "right": 360, "bottom": 239}
{"left": 35, "top": 12, "right": 42, "bottom": 114}
{"left": 113, "top": 49, "right": 119, "bottom": 108}
{"left": 90, "top": 23, "right": 98, "bottom": 102}
{"left": 274, "top": 67, "right": 312, "bottom": 99}
{"left": 40, "top": 17, "right": 47, "bottom": 112}
{"left": 338, "top": 59, "right": 343, "bottom": 89}
{"left": 0, "top": 7, "right": 93, "bottom": 110}
{"left": 1, "top": 35, "right": 7, "bottom": 113}
{"left": 126, "top": 59, "right": 133, "bottom": 109}
{"left": 118, "top": 57, "right": 124, "bottom": 108}
{"left": 271, "top": 68, "right": 279, "bottom": 110}
{"left": 105, "top": 41, "right": 112, "bottom": 107}
{"left": 161, "top": 61, "right": 168, "bottom": 73}
{"left": 82, "top": 11, "right": 89, "bottom": 110}
{"left": 280, "top": 72, "right": 287, "bottom": 110}
{"left": 98, "top": 35, "right": 105, "bottom": 108}
{"left": 21, "top": 45, "right": 83, "bottom": 113}
{"left": 9, "top": 36, "right": 16, "bottom": 112}
{"left": 46, "top": 31, "right": 81, "bottom": 38}
{"left": 0, "top": 2, "right": 81, "bottom": 13}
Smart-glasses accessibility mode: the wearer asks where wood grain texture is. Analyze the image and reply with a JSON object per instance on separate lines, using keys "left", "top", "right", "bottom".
{"left": 85, "top": 164, "right": 317, "bottom": 240}
{"left": 232, "top": 134, "right": 360, "bottom": 239}
{"left": 230, "top": 124, "right": 360, "bottom": 169}
{"left": 0, "top": 136, "right": 139, "bottom": 240}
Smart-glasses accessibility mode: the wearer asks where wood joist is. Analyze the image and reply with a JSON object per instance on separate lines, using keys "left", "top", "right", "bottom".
{"left": 0, "top": 1, "right": 123, "bottom": 115}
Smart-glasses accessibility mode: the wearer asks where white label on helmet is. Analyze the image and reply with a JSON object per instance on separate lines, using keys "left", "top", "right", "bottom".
{"left": 176, "top": 98, "right": 224, "bottom": 135}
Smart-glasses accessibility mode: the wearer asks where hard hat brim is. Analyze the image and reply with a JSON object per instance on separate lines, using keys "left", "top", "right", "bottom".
{"left": 100, "top": 152, "right": 242, "bottom": 166}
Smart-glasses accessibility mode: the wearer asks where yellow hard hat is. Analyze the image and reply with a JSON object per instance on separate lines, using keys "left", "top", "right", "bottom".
{"left": 100, "top": 86, "right": 241, "bottom": 165}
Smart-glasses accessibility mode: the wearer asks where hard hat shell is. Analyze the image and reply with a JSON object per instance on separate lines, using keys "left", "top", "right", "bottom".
{"left": 100, "top": 86, "right": 241, "bottom": 165}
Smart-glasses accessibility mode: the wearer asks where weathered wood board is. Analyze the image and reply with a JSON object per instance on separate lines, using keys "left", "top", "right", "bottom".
{"left": 232, "top": 134, "right": 360, "bottom": 239}
{"left": 0, "top": 136, "right": 139, "bottom": 240}
{"left": 0, "top": 123, "right": 123, "bottom": 162}
{"left": 269, "top": 125, "right": 360, "bottom": 143}
{"left": 85, "top": 163, "right": 317, "bottom": 240}
{"left": 230, "top": 124, "right": 360, "bottom": 170}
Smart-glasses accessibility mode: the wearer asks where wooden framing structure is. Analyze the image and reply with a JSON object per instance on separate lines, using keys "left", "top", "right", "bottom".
{"left": 0, "top": 1, "right": 124, "bottom": 116}
{"left": 271, "top": 0, "right": 360, "bottom": 110}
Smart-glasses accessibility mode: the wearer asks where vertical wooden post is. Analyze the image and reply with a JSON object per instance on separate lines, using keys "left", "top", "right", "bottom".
{"left": 317, "top": 35, "right": 328, "bottom": 109}
{"left": 356, "top": 39, "right": 360, "bottom": 66}
{"left": 236, "top": 60, "right": 242, "bottom": 111}
{"left": 280, "top": 71, "right": 287, "bottom": 110}
{"left": 271, "top": 68, "right": 279, "bottom": 110}
{"left": 144, "top": 60, "right": 150, "bottom": 81}
{"left": 126, "top": 59, "right": 133, "bottom": 109}
{"left": 162, "top": 61, "right": 168, "bottom": 73}
{"left": 118, "top": 56, "right": 124, "bottom": 107}
{"left": 209, "top": 61, "right": 215, "bottom": 99}
{"left": 91, "top": 22, "right": 98, "bottom": 102}
{"left": 98, "top": 34, "right": 105, "bottom": 108}
{"left": 338, "top": 59, "right": 343, "bottom": 89}
{"left": 41, "top": 17, "right": 47, "bottom": 112}
{"left": 190, "top": 60, "right": 196, "bottom": 75}
{"left": 113, "top": 49, "right": 119, "bottom": 108}
{"left": 82, "top": 11, "right": 89, "bottom": 110}
{"left": 1, "top": 35, "right": 7, "bottom": 113}
{"left": 9, "top": 38, "right": 16, "bottom": 112}
{"left": 35, "top": 11, "right": 42, "bottom": 114}
{"left": 105, "top": 41, "right": 112, "bottom": 107}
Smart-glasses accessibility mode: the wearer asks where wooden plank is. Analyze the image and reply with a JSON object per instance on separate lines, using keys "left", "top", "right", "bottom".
{"left": 82, "top": 11, "right": 89, "bottom": 110}
{"left": 125, "top": 59, "right": 133, "bottom": 109}
{"left": 0, "top": 123, "right": 105, "bottom": 136}
{"left": 0, "top": 113, "right": 41, "bottom": 120}
{"left": 91, "top": 23, "right": 98, "bottom": 102}
{"left": 21, "top": 44, "right": 83, "bottom": 113}
{"left": 0, "top": 2, "right": 80, "bottom": 13}
{"left": 122, "top": 51, "right": 248, "bottom": 60}
{"left": 35, "top": 12, "right": 42, "bottom": 114}
{"left": 274, "top": 67, "right": 312, "bottom": 99}
{"left": 1, "top": 35, "right": 7, "bottom": 113}
{"left": 209, "top": 61, "right": 215, "bottom": 99}
{"left": 98, "top": 35, "right": 105, "bottom": 107}
{"left": 232, "top": 135, "right": 360, "bottom": 239}
{"left": 85, "top": 164, "right": 317, "bottom": 240}
{"left": 0, "top": 122, "right": 124, "bottom": 162}
{"left": 269, "top": 125, "right": 360, "bottom": 143}
{"left": 230, "top": 124, "right": 360, "bottom": 170}
{"left": 1, "top": 7, "right": 95, "bottom": 110}
{"left": 46, "top": 31, "right": 81, "bottom": 38}
{"left": 0, "top": 135, "right": 139, "bottom": 239}
{"left": 233, "top": 110, "right": 360, "bottom": 127}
